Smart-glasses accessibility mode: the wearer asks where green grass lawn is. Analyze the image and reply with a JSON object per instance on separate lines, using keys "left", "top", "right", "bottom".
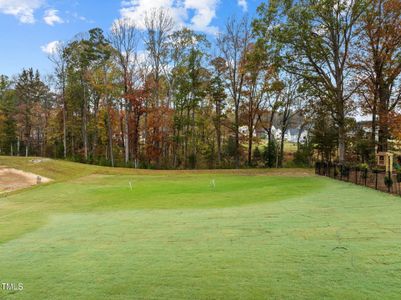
{"left": 1, "top": 157, "right": 401, "bottom": 299}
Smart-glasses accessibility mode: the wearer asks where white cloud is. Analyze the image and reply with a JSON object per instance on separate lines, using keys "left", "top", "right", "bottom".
{"left": 237, "top": 0, "right": 247, "bottom": 12}
{"left": 184, "top": 0, "right": 219, "bottom": 34}
{"left": 43, "top": 9, "right": 63, "bottom": 26}
{"left": 119, "top": 0, "right": 219, "bottom": 34}
{"left": 41, "top": 40, "right": 61, "bottom": 55}
{"left": 0, "top": 0, "right": 43, "bottom": 23}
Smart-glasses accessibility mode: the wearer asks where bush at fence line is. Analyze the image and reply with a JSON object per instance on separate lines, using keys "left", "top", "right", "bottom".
{"left": 358, "top": 163, "right": 369, "bottom": 171}
{"left": 385, "top": 176, "right": 393, "bottom": 188}
{"left": 397, "top": 171, "right": 401, "bottom": 183}
{"left": 333, "top": 166, "right": 339, "bottom": 177}
{"left": 372, "top": 167, "right": 381, "bottom": 174}
{"left": 341, "top": 165, "right": 350, "bottom": 177}
{"left": 315, "top": 161, "right": 325, "bottom": 172}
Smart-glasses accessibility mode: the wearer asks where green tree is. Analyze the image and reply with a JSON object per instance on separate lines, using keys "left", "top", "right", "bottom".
{"left": 0, "top": 75, "right": 17, "bottom": 155}
{"left": 209, "top": 57, "right": 227, "bottom": 166}
{"left": 170, "top": 28, "right": 210, "bottom": 168}
{"left": 15, "top": 69, "right": 51, "bottom": 156}
{"left": 311, "top": 114, "right": 339, "bottom": 162}
{"left": 264, "top": 138, "right": 277, "bottom": 168}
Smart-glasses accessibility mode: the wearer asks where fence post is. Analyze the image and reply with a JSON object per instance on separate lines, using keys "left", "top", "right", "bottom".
{"left": 340, "top": 165, "right": 343, "bottom": 181}
{"left": 388, "top": 171, "right": 391, "bottom": 193}
{"left": 375, "top": 171, "right": 378, "bottom": 190}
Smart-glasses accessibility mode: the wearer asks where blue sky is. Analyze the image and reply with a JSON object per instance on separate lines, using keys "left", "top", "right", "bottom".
{"left": 0, "top": 0, "right": 263, "bottom": 77}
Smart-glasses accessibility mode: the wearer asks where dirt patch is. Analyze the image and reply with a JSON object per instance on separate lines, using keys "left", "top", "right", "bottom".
{"left": 0, "top": 167, "right": 52, "bottom": 192}
{"left": 30, "top": 158, "right": 50, "bottom": 164}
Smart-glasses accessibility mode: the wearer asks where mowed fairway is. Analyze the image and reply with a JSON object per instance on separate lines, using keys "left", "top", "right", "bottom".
{"left": 1, "top": 158, "right": 401, "bottom": 299}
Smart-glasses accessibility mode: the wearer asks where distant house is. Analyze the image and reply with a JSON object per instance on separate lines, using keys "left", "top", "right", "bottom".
{"left": 356, "top": 120, "right": 376, "bottom": 138}
{"left": 253, "top": 110, "right": 310, "bottom": 142}
{"left": 271, "top": 126, "right": 282, "bottom": 140}
{"left": 254, "top": 125, "right": 309, "bottom": 143}
{"left": 284, "top": 128, "right": 308, "bottom": 143}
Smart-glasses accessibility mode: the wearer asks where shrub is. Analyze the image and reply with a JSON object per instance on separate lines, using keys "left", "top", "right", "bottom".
{"left": 188, "top": 153, "right": 197, "bottom": 169}
{"left": 372, "top": 167, "right": 382, "bottom": 174}
{"left": 263, "top": 139, "right": 277, "bottom": 168}
{"left": 333, "top": 166, "right": 339, "bottom": 177}
{"left": 293, "top": 143, "right": 314, "bottom": 167}
{"left": 252, "top": 147, "right": 262, "bottom": 167}
{"left": 358, "top": 163, "right": 369, "bottom": 179}
{"left": 358, "top": 163, "right": 369, "bottom": 171}
{"left": 341, "top": 165, "right": 350, "bottom": 177}
{"left": 384, "top": 176, "right": 393, "bottom": 188}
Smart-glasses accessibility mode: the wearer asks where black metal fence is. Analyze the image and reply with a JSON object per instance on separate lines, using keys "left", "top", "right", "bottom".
{"left": 315, "top": 162, "right": 401, "bottom": 196}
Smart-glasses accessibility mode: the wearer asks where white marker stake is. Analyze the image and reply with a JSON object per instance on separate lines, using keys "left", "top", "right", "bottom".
{"left": 129, "top": 181, "right": 133, "bottom": 191}
{"left": 211, "top": 179, "right": 216, "bottom": 189}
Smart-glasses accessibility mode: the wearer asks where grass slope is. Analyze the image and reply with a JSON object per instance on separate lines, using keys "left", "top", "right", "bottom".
{"left": 0, "top": 157, "right": 401, "bottom": 299}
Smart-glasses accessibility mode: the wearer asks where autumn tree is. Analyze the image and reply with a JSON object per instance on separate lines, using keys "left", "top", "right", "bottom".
{"left": 144, "top": 9, "right": 174, "bottom": 165}
{"left": 64, "top": 37, "right": 90, "bottom": 160}
{"left": 354, "top": 0, "right": 401, "bottom": 152}
{"left": 49, "top": 42, "right": 68, "bottom": 158}
{"left": 110, "top": 19, "right": 139, "bottom": 164}
{"left": 15, "top": 69, "right": 51, "bottom": 157}
{"left": 389, "top": 112, "right": 401, "bottom": 144}
{"left": 276, "top": 75, "right": 305, "bottom": 167}
{"left": 242, "top": 42, "right": 272, "bottom": 166}
{"left": 256, "top": 79, "right": 285, "bottom": 168}
{"left": 254, "top": 0, "right": 366, "bottom": 163}
{"left": 217, "top": 16, "right": 252, "bottom": 167}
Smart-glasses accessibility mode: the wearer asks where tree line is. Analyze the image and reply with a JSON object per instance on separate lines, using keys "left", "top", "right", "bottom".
{"left": 1, "top": 0, "right": 400, "bottom": 168}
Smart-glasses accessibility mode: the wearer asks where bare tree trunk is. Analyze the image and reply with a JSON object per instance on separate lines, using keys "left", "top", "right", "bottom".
{"left": 248, "top": 123, "right": 253, "bottom": 167}
{"left": 124, "top": 100, "right": 130, "bottom": 164}
{"left": 132, "top": 112, "right": 141, "bottom": 168}
{"left": 234, "top": 103, "right": 240, "bottom": 168}
{"left": 63, "top": 102, "right": 67, "bottom": 158}
{"left": 338, "top": 130, "right": 346, "bottom": 162}
{"left": 92, "top": 96, "right": 100, "bottom": 159}
{"left": 62, "top": 81, "right": 67, "bottom": 159}
{"left": 216, "top": 105, "right": 222, "bottom": 166}
{"left": 106, "top": 103, "right": 114, "bottom": 167}
{"left": 82, "top": 82, "right": 88, "bottom": 161}
{"left": 378, "top": 85, "right": 391, "bottom": 152}
{"left": 279, "top": 129, "right": 286, "bottom": 168}
{"left": 371, "top": 108, "right": 377, "bottom": 152}
{"left": 71, "top": 132, "right": 75, "bottom": 157}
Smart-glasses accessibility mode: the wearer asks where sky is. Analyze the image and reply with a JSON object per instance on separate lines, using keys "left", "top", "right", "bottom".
{"left": 0, "top": 0, "right": 263, "bottom": 77}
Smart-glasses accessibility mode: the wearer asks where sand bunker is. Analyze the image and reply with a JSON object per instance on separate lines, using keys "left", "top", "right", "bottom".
{"left": 0, "top": 167, "right": 52, "bottom": 192}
